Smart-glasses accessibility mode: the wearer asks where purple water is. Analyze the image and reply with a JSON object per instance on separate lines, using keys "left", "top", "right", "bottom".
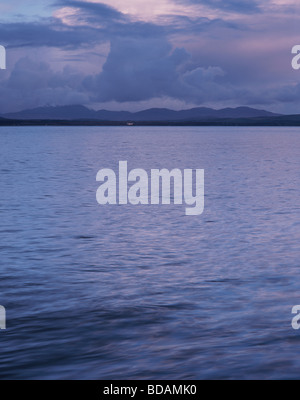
{"left": 0, "top": 126, "right": 299, "bottom": 379}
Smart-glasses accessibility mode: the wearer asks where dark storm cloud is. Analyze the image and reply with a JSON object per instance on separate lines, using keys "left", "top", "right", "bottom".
{"left": 0, "top": 0, "right": 299, "bottom": 113}
{"left": 55, "top": 0, "right": 125, "bottom": 21}
{"left": 176, "top": 0, "right": 261, "bottom": 14}
{"left": 0, "top": 1, "right": 167, "bottom": 50}
{"left": 0, "top": 19, "right": 102, "bottom": 49}
{"left": 0, "top": 0, "right": 246, "bottom": 111}
{"left": 0, "top": 0, "right": 249, "bottom": 51}
{"left": 0, "top": 57, "right": 89, "bottom": 112}
{"left": 83, "top": 35, "right": 244, "bottom": 105}
{"left": 85, "top": 37, "right": 190, "bottom": 102}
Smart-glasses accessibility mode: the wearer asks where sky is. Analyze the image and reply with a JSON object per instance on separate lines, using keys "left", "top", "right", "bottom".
{"left": 0, "top": 0, "right": 300, "bottom": 113}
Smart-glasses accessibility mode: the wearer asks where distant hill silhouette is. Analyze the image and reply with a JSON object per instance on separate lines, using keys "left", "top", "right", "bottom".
{"left": 1, "top": 105, "right": 280, "bottom": 122}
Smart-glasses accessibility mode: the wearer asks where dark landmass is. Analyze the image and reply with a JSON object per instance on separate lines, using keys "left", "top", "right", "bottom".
{"left": 1, "top": 105, "right": 300, "bottom": 126}
{"left": 1, "top": 105, "right": 280, "bottom": 122}
{"left": 1, "top": 114, "right": 300, "bottom": 126}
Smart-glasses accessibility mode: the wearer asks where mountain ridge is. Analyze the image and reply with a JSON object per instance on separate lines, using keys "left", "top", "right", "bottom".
{"left": 1, "top": 105, "right": 281, "bottom": 122}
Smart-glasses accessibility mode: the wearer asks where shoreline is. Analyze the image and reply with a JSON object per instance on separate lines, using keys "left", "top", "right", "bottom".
{"left": 1, "top": 115, "right": 300, "bottom": 127}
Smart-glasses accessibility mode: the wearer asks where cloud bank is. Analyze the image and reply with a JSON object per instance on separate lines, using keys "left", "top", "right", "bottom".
{"left": 0, "top": 0, "right": 299, "bottom": 113}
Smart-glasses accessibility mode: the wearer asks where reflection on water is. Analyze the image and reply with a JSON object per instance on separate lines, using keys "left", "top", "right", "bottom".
{"left": 0, "top": 126, "right": 299, "bottom": 379}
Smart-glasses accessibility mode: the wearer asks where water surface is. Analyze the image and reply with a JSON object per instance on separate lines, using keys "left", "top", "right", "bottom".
{"left": 0, "top": 126, "right": 299, "bottom": 379}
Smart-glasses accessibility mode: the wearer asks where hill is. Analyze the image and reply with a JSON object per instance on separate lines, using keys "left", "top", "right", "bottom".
{"left": 1, "top": 105, "right": 280, "bottom": 122}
